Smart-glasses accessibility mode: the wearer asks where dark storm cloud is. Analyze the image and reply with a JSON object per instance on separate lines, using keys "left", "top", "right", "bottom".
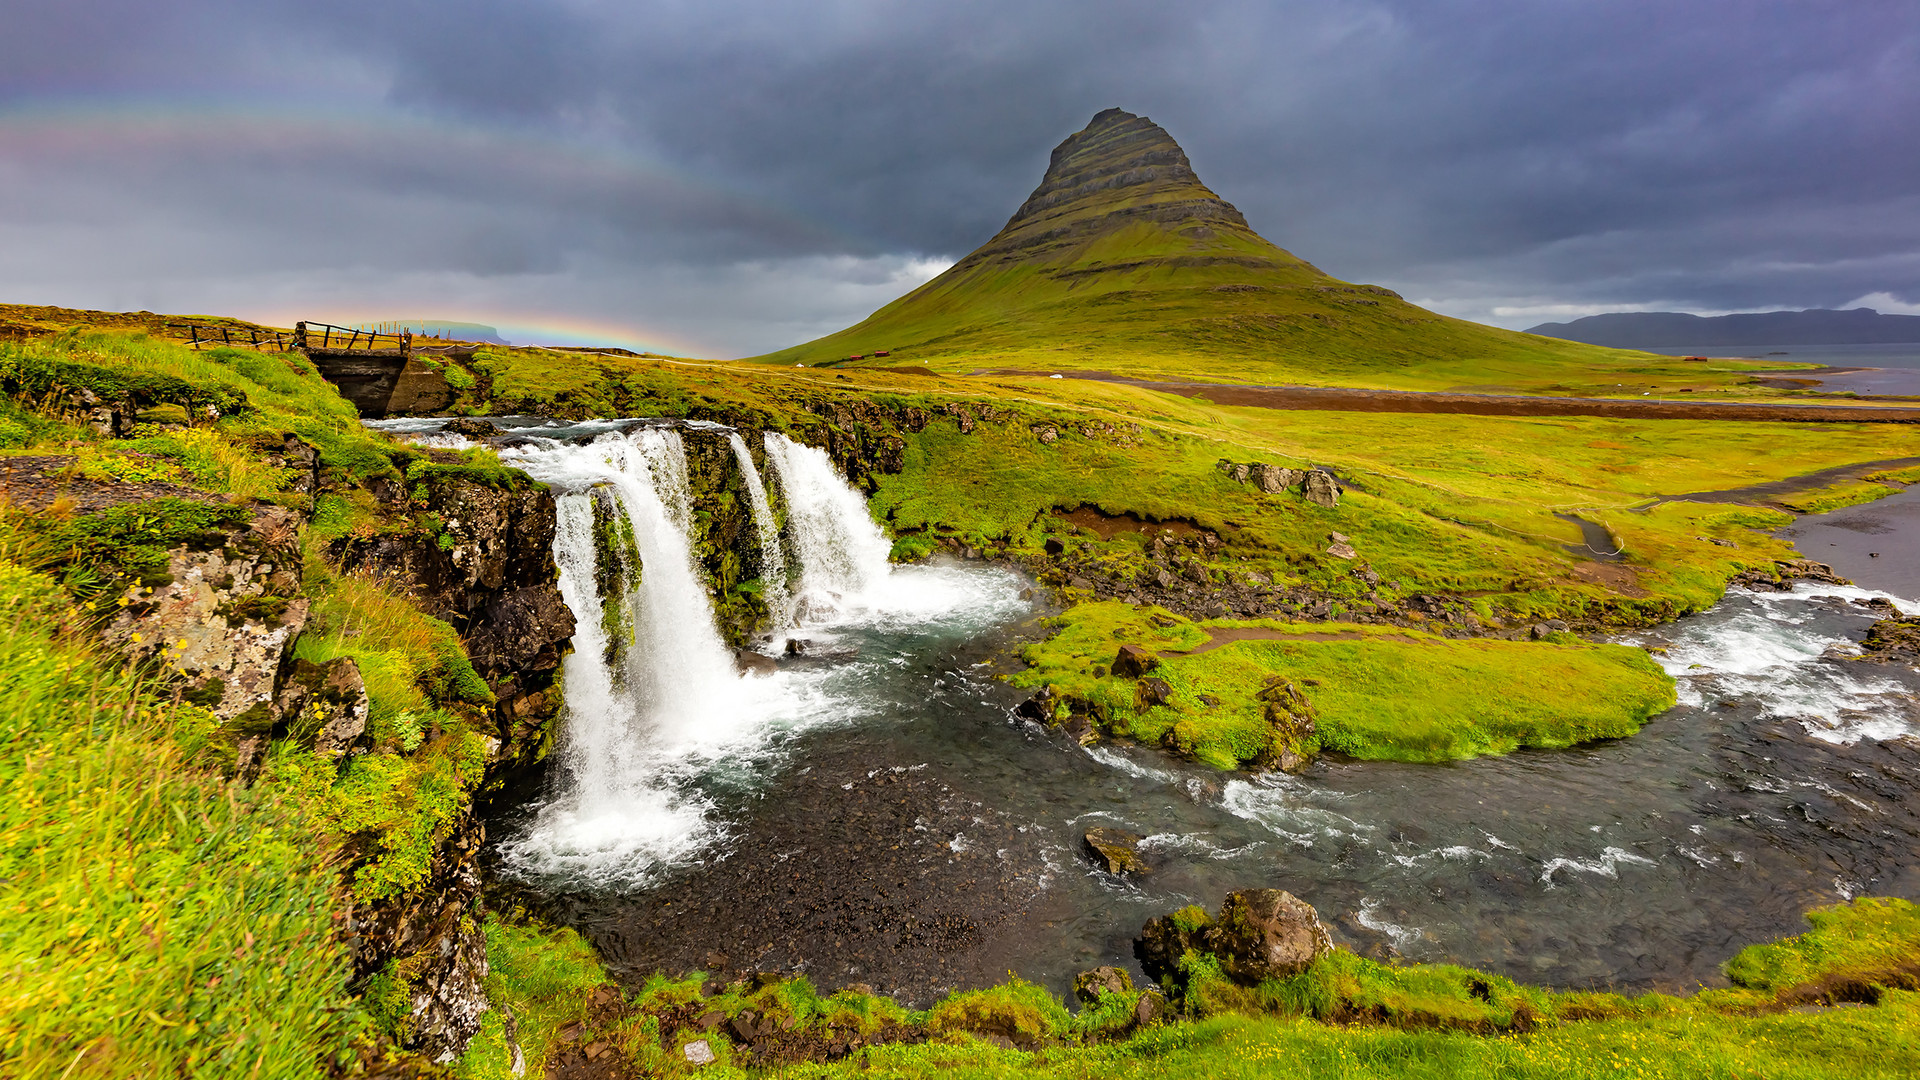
{"left": 3, "top": 0, "right": 1918, "bottom": 350}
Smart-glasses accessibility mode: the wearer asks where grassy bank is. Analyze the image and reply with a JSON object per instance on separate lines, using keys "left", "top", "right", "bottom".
{"left": 0, "top": 546, "right": 354, "bottom": 1078}
{"left": 0, "top": 329, "right": 552, "bottom": 1072}
{"left": 457, "top": 897, "right": 1920, "bottom": 1080}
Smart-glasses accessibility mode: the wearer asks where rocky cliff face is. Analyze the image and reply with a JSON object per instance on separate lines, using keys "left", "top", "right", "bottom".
{"left": 333, "top": 468, "right": 575, "bottom": 767}
{"left": 681, "top": 428, "right": 780, "bottom": 646}
{"left": 325, "top": 466, "right": 577, "bottom": 1059}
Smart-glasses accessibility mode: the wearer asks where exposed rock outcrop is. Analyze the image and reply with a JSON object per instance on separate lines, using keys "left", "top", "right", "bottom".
{"left": 963, "top": 108, "right": 1263, "bottom": 272}
{"left": 346, "top": 816, "right": 490, "bottom": 1063}
{"left": 1112, "top": 644, "right": 1160, "bottom": 678}
{"left": 1220, "top": 460, "right": 1341, "bottom": 507}
{"left": 1073, "top": 966, "right": 1135, "bottom": 1003}
{"left": 1303, "top": 470, "right": 1342, "bottom": 508}
{"left": 332, "top": 467, "right": 574, "bottom": 758}
{"left": 1731, "top": 558, "right": 1849, "bottom": 591}
{"left": 277, "top": 656, "right": 371, "bottom": 759}
{"left": 102, "top": 502, "right": 310, "bottom": 774}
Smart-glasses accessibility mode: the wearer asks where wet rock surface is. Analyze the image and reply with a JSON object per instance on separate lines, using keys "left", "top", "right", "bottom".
{"left": 540, "top": 752, "right": 1054, "bottom": 1008}
{"left": 1857, "top": 613, "right": 1920, "bottom": 666}
{"left": 1084, "top": 828, "right": 1149, "bottom": 875}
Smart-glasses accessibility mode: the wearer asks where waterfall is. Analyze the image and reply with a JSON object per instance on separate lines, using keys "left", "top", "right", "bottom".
{"left": 727, "top": 433, "right": 794, "bottom": 632}
{"left": 763, "top": 432, "right": 895, "bottom": 622}
{"left": 489, "top": 419, "right": 1024, "bottom": 889}
{"left": 496, "top": 426, "right": 778, "bottom": 886}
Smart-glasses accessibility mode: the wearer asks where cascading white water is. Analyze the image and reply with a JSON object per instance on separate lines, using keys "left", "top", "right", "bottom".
{"left": 496, "top": 427, "right": 785, "bottom": 886}
{"left": 480, "top": 420, "right": 1029, "bottom": 889}
{"left": 763, "top": 432, "right": 895, "bottom": 622}
{"left": 727, "top": 433, "right": 794, "bottom": 631}
{"left": 1638, "top": 583, "right": 1917, "bottom": 744}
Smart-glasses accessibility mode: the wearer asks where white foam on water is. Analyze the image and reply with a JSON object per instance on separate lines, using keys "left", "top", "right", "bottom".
{"left": 1136, "top": 833, "right": 1264, "bottom": 860}
{"left": 1539, "top": 845, "right": 1657, "bottom": 886}
{"left": 1392, "top": 844, "right": 1486, "bottom": 869}
{"left": 1639, "top": 585, "right": 1919, "bottom": 744}
{"left": 1356, "top": 899, "right": 1428, "bottom": 954}
{"left": 1084, "top": 744, "right": 1187, "bottom": 787}
{"left": 361, "top": 417, "right": 477, "bottom": 449}
{"left": 1219, "top": 774, "right": 1373, "bottom": 847}
{"left": 363, "top": 417, "right": 457, "bottom": 434}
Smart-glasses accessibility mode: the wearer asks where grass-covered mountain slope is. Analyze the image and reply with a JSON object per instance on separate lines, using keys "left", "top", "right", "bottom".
{"left": 749, "top": 110, "right": 1739, "bottom": 393}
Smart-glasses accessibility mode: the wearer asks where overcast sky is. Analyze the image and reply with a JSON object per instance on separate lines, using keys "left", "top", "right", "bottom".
{"left": 3, "top": 1, "right": 1916, "bottom": 355}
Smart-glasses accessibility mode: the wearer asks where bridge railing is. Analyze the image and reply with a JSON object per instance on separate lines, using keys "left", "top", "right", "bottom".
{"left": 170, "top": 321, "right": 295, "bottom": 351}
{"left": 294, "top": 322, "right": 412, "bottom": 354}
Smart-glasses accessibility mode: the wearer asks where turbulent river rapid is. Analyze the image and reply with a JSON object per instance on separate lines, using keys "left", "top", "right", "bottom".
{"left": 376, "top": 416, "right": 1920, "bottom": 1005}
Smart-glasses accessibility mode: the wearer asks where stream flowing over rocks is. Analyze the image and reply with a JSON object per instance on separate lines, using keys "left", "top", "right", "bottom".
{"left": 379, "top": 416, "right": 1920, "bottom": 1009}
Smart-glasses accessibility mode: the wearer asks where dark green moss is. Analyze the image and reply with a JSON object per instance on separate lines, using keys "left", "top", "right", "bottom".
{"left": 37, "top": 497, "right": 250, "bottom": 593}
{"left": 405, "top": 459, "right": 541, "bottom": 495}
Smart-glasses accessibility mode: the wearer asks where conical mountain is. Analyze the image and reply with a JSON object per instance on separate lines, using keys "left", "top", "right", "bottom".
{"left": 751, "top": 109, "right": 1627, "bottom": 383}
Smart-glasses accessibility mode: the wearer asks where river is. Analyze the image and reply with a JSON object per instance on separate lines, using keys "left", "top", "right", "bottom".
{"left": 373, "top": 417, "right": 1920, "bottom": 1006}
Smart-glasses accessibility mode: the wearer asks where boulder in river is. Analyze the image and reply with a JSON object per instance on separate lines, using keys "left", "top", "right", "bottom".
{"left": 1857, "top": 616, "right": 1920, "bottom": 666}
{"left": 1073, "top": 965, "right": 1136, "bottom": 1003}
{"left": 1084, "top": 828, "right": 1149, "bottom": 875}
{"left": 1136, "top": 889, "right": 1334, "bottom": 989}
{"left": 442, "top": 416, "right": 497, "bottom": 439}
{"left": 735, "top": 649, "right": 779, "bottom": 675}
{"left": 1209, "top": 889, "right": 1335, "bottom": 983}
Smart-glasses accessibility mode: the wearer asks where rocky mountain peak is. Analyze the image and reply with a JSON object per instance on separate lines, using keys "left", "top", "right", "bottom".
{"left": 1009, "top": 109, "right": 1243, "bottom": 228}
{"left": 963, "top": 108, "right": 1254, "bottom": 268}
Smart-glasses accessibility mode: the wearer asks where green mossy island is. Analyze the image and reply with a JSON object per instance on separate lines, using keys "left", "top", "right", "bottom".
{"left": 1015, "top": 602, "right": 1675, "bottom": 767}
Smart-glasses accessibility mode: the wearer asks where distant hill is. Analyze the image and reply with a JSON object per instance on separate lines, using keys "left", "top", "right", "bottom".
{"left": 749, "top": 109, "right": 1636, "bottom": 383}
{"left": 362, "top": 320, "right": 509, "bottom": 345}
{"left": 1528, "top": 308, "right": 1920, "bottom": 348}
